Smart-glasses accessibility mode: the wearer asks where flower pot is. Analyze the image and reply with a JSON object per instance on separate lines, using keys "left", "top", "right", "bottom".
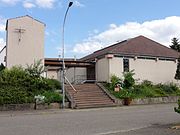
{"left": 123, "top": 98, "right": 132, "bottom": 106}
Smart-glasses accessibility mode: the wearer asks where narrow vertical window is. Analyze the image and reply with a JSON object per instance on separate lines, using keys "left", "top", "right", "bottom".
{"left": 123, "top": 59, "right": 129, "bottom": 72}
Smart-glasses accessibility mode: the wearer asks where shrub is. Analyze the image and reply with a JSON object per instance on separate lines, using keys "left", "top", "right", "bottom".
{"left": 42, "top": 91, "right": 62, "bottom": 104}
{"left": 25, "top": 60, "right": 45, "bottom": 78}
{"left": 0, "top": 66, "right": 31, "bottom": 87}
{"left": 45, "top": 79, "right": 61, "bottom": 90}
{"left": 123, "top": 70, "right": 135, "bottom": 89}
{"left": 110, "top": 75, "right": 122, "bottom": 91}
{"left": 174, "top": 98, "right": 180, "bottom": 114}
{"left": 0, "top": 65, "right": 62, "bottom": 105}
{"left": 0, "top": 63, "right": 5, "bottom": 72}
{"left": 156, "top": 83, "right": 179, "bottom": 94}
{"left": 141, "top": 80, "right": 153, "bottom": 87}
{"left": 0, "top": 86, "right": 34, "bottom": 105}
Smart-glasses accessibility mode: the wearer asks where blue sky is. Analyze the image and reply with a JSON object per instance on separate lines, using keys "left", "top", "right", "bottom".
{"left": 0, "top": 0, "right": 180, "bottom": 58}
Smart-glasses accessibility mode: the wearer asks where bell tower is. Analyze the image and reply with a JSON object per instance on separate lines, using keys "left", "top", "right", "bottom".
{"left": 6, "top": 15, "right": 45, "bottom": 68}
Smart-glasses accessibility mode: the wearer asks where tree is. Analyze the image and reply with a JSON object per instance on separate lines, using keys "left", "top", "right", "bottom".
{"left": 0, "top": 63, "right": 5, "bottom": 72}
{"left": 170, "top": 37, "right": 180, "bottom": 52}
{"left": 175, "top": 57, "right": 180, "bottom": 80}
{"left": 123, "top": 70, "right": 135, "bottom": 89}
{"left": 25, "top": 60, "right": 45, "bottom": 78}
{"left": 174, "top": 99, "right": 180, "bottom": 114}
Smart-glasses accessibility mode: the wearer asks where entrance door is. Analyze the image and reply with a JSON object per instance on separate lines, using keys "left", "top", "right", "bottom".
{"left": 87, "top": 66, "right": 95, "bottom": 80}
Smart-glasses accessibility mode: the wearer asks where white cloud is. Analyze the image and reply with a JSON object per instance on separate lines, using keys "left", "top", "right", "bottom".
{"left": 0, "top": 0, "right": 20, "bottom": 5}
{"left": 73, "top": 41, "right": 103, "bottom": 54}
{"left": 35, "top": 0, "right": 56, "bottom": 8}
{"left": 0, "top": 17, "right": 6, "bottom": 33}
{"left": 23, "top": 1, "right": 36, "bottom": 8}
{"left": 73, "top": 0, "right": 85, "bottom": 7}
{"left": 0, "top": 0, "right": 56, "bottom": 9}
{"left": 0, "top": 23, "right": 5, "bottom": 32}
{"left": 0, "top": 38, "right": 5, "bottom": 50}
{"left": 73, "top": 16, "right": 180, "bottom": 55}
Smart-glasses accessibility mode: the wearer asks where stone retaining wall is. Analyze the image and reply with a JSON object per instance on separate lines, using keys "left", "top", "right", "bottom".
{"left": 131, "top": 96, "right": 179, "bottom": 105}
{"left": 0, "top": 102, "right": 70, "bottom": 111}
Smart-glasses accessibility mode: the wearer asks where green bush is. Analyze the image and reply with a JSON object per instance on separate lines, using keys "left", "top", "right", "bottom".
{"left": 105, "top": 79, "right": 180, "bottom": 99}
{"left": 25, "top": 60, "right": 45, "bottom": 78}
{"left": 42, "top": 91, "right": 62, "bottom": 104}
{"left": 156, "top": 83, "right": 179, "bottom": 94}
{"left": 141, "top": 80, "right": 153, "bottom": 87}
{"left": 174, "top": 98, "right": 180, "bottom": 114}
{"left": 0, "top": 86, "right": 34, "bottom": 105}
{"left": 123, "top": 70, "right": 135, "bottom": 89}
{"left": 45, "top": 79, "right": 61, "bottom": 90}
{"left": 0, "top": 63, "right": 5, "bottom": 72}
{"left": 110, "top": 75, "right": 122, "bottom": 91}
{"left": 0, "top": 66, "right": 62, "bottom": 105}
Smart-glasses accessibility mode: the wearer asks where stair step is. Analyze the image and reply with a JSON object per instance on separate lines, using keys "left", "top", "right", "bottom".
{"left": 76, "top": 103, "right": 116, "bottom": 109}
{"left": 75, "top": 98, "right": 112, "bottom": 102}
{"left": 65, "top": 84, "right": 115, "bottom": 109}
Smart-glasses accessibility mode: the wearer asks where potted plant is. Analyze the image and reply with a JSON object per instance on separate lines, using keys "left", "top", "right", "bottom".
{"left": 123, "top": 90, "right": 133, "bottom": 106}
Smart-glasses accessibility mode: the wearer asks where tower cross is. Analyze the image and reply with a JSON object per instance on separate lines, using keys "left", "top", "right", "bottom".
{"left": 14, "top": 27, "right": 26, "bottom": 42}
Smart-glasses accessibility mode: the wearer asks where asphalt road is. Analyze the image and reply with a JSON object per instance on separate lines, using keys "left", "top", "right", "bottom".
{"left": 0, "top": 104, "right": 179, "bottom": 135}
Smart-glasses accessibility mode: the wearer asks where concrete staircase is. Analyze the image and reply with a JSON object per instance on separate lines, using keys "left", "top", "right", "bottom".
{"left": 65, "top": 83, "right": 116, "bottom": 109}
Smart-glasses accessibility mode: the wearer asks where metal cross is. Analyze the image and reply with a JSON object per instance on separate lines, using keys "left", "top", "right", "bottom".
{"left": 14, "top": 27, "right": 26, "bottom": 43}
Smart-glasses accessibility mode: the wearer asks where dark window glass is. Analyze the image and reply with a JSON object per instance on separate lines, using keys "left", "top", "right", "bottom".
{"left": 123, "top": 59, "right": 129, "bottom": 72}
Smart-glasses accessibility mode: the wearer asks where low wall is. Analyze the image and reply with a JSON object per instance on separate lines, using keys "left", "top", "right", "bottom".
{"left": 130, "top": 96, "right": 179, "bottom": 105}
{"left": 0, "top": 102, "right": 70, "bottom": 111}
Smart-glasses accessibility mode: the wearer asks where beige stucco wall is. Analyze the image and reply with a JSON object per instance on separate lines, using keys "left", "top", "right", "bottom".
{"left": 6, "top": 16, "right": 45, "bottom": 68}
{"left": 65, "top": 67, "right": 87, "bottom": 83}
{"left": 107, "top": 56, "right": 177, "bottom": 84}
{"left": 109, "top": 57, "right": 123, "bottom": 81}
{"left": 130, "top": 58, "right": 177, "bottom": 84}
{"left": 96, "top": 58, "right": 109, "bottom": 82}
{"left": 46, "top": 70, "right": 59, "bottom": 80}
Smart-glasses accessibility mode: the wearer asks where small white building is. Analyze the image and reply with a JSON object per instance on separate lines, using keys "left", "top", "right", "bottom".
{"left": 80, "top": 36, "right": 179, "bottom": 84}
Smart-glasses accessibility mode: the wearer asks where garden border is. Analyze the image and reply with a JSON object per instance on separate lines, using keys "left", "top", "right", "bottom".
{"left": 0, "top": 102, "right": 70, "bottom": 111}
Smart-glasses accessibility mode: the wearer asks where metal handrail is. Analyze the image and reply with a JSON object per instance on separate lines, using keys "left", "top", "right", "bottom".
{"left": 80, "top": 80, "right": 96, "bottom": 84}
{"left": 65, "top": 76, "right": 77, "bottom": 92}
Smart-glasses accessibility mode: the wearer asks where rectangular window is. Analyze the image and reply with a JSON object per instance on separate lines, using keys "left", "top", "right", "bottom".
{"left": 123, "top": 59, "right": 129, "bottom": 72}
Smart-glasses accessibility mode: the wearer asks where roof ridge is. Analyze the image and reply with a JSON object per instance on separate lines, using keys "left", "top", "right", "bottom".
{"left": 141, "top": 36, "right": 179, "bottom": 54}
{"left": 94, "top": 40, "right": 127, "bottom": 54}
{"left": 110, "top": 38, "right": 134, "bottom": 53}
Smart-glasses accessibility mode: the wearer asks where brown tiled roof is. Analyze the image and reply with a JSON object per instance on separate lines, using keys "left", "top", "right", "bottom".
{"left": 80, "top": 36, "right": 180, "bottom": 61}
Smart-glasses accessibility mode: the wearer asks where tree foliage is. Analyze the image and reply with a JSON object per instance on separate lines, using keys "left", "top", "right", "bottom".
{"left": 174, "top": 98, "right": 180, "bottom": 114}
{"left": 0, "top": 63, "right": 5, "bottom": 72}
{"left": 25, "top": 60, "right": 45, "bottom": 78}
{"left": 170, "top": 37, "right": 180, "bottom": 52}
{"left": 0, "top": 64, "right": 61, "bottom": 105}
{"left": 175, "top": 57, "right": 180, "bottom": 80}
{"left": 123, "top": 70, "right": 135, "bottom": 89}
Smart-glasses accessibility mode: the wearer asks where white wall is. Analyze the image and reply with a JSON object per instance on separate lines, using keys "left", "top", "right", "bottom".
{"left": 130, "top": 58, "right": 177, "bottom": 84}
{"left": 65, "top": 67, "right": 87, "bottom": 83}
{"left": 109, "top": 57, "right": 123, "bottom": 80}
{"left": 96, "top": 58, "right": 109, "bottom": 82}
{"left": 46, "top": 70, "right": 59, "bottom": 80}
{"left": 6, "top": 16, "right": 45, "bottom": 68}
{"left": 107, "top": 57, "right": 177, "bottom": 84}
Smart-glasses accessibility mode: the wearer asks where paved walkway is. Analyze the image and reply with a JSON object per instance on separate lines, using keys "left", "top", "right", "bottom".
{"left": 0, "top": 104, "right": 179, "bottom": 135}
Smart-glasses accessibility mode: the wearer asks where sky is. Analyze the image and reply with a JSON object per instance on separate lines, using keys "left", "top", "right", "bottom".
{"left": 0, "top": 0, "right": 180, "bottom": 59}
